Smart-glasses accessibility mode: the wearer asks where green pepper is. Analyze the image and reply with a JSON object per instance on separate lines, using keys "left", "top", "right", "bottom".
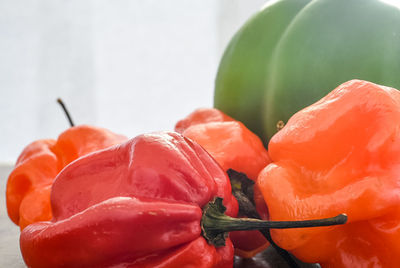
{"left": 214, "top": 0, "right": 400, "bottom": 142}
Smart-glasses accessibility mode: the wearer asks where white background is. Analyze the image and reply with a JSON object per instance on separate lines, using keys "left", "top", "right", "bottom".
{"left": 2, "top": 2, "right": 267, "bottom": 266}
{"left": 0, "top": 0, "right": 267, "bottom": 164}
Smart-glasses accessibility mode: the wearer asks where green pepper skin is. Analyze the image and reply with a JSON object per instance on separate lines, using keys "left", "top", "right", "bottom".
{"left": 214, "top": 0, "right": 400, "bottom": 142}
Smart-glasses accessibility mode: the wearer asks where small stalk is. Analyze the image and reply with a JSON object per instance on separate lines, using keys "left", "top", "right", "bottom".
{"left": 57, "top": 98, "right": 75, "bottom": 127}
{"left": 201, "top": 197, "right": 347, "bottom": 247}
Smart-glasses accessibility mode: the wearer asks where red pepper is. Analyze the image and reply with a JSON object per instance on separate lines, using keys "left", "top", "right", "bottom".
{"left": 175, "top": 108, "right": 270, "bottom": 258}
{"left": 6, "top": 125, "right": 127, "bottom": 229}
{"left": 20, "top": 132, "right": 239, "bottom": 267}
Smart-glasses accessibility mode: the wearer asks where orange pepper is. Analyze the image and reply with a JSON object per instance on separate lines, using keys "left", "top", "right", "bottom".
{"left": 175, "top": 107, "right": 234, "bottom": 133}
{"left": 257, "top": 80, "right": 400, "bottom": 267}
{"left": 6, "top": 125, "right": 127, "bottom": 230}
{"left": 175, "top": 108, "right": 271, "bottom": 258}
{"left": 176, "top": 108, "right": 270, "bottom": 180}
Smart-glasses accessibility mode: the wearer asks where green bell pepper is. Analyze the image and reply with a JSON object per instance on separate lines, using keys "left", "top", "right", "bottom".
{"left": 214, "top": 0, "right": 400, "bottom": 143}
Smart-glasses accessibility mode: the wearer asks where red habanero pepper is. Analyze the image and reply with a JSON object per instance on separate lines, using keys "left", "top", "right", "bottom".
{"left": 6, "top": 125, "right": 127, "bottom": 230}
{"left": 175, "top": 108, "right": 270, "bottom": 258}
{"left": 257, "top": 80, "right": 400, "bottom": 267}
{"left": 20, "top": 132, "right": 239, "bottom": 268}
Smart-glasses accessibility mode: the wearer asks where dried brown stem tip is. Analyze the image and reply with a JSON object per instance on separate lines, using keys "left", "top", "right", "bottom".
{"left": 57, "top": 98, "right": 75, "bottom": 127}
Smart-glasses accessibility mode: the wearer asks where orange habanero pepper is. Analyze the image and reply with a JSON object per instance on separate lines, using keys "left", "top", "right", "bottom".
{"left": 175, "top": 108, "right": 270, "bottom": 258}
{"left": 257, "top": 80, "right": 400, "bottom": 267}
{"left": 6, "top": 125, "right": 127, "bottom": 230}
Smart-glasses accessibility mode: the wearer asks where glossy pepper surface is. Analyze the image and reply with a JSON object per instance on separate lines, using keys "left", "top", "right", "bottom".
{"left": 175, "top": 108, "right": 270, "bottom": 258}
{"left": 20, "top": 132, "right": 238, "bottom": 268}
{"left": 6, "top": 125, "right": 127, "bottom": 229}
{"left": 257, "top": 80, "right": 400, "bottom": 267}
{"left": 215, "top": 0, "right": 400, "bottom": 142}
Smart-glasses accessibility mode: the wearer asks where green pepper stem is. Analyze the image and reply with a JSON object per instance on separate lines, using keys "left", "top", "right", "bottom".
{"left": 57, "top": 98, "right": 75, "bottom": 127}
{"left": 201, "top": 197, "right": 347, "bottom": 247}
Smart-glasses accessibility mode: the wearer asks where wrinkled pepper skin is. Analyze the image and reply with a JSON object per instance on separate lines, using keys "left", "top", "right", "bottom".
{"left": 257, "top": 80, "right": 400, "bottom": 267}
{"left": 6, "top": 125, "right": 127, "bottom": 229}
{"left": 20, "top": 132, "right": 239, "bottom": 268}
{"left": 175, "top": 108, "right": 270, "bottom": 258}
{"left": 215, "top": 0, "right": 400, "bottom": 142}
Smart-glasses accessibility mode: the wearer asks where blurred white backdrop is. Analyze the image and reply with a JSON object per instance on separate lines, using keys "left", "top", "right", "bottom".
{"left": 0, "top": 0, "right": 267, "bottom": 164}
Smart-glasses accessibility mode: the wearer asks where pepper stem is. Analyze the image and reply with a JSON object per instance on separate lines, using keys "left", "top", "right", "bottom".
{"left": 201, "top": 197, "right": 347, "bottom": 247}
{"left": 57, "top": 98, "right": 75, "bottom": 127}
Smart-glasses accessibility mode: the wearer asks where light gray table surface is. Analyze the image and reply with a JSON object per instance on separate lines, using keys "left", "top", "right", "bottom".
{"left": 1, "top": 164, "right": 26, "bottom": 267}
